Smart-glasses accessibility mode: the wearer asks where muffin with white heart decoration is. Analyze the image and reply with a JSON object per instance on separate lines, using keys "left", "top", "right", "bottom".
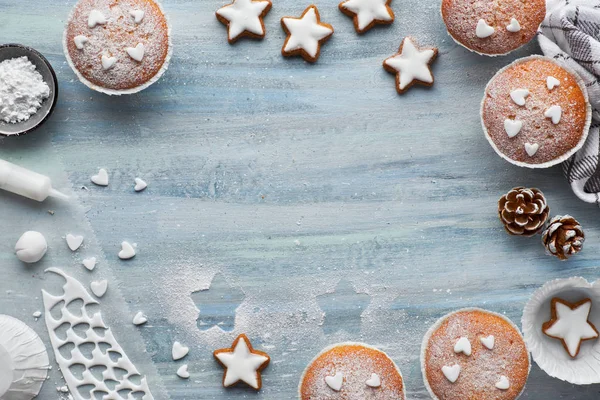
{"left": 64, "top": 0, "right": 172, "bottom": 95}
{"left": 481, "top": 56, "right": 591, "bottom": 168}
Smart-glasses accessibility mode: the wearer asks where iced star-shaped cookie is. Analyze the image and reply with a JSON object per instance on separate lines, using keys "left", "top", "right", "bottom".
{"left": 281, "top": 5, "right": 334, "bottom": 63}
{"left": 339, "top": 0, "right": 394, "bottom": 34}
{"left": 214, "top": 334, "right": 270, "bottom": 390}
{"left": 543, "top": 298, "right": 599, "bottom": 358}
{"left": 216, "top": 0, "right": 272, "bottom": 43}
{"left": 383, "top": 37, "right": 438, "bottom": 94}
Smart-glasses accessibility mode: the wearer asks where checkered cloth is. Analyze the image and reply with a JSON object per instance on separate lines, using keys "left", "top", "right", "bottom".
{"left": 539, "top": 0, "right": 600, "bottom": 203}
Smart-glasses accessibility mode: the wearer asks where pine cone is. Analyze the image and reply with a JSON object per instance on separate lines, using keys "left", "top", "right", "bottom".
{"left": 542, "top": 215, "right": 585, "bottom": 260}
{"left": 498, "top": 187, "right": 549, "bottom": 236}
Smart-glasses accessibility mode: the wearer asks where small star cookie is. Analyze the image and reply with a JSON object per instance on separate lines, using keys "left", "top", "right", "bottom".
{"left": 214, "top": 334, "right": 270, "bottom": 390}
{"left": 216, "top": 0, "right": 272, "bottom": 44}
{"left": 339, "top": 0, "right": 394, "bottom": 34}
{"left": 281, "top": 5, "right": 334, "bottom": 63}
{"left": 383, "top": 37, "right": 438, "bottom": 94}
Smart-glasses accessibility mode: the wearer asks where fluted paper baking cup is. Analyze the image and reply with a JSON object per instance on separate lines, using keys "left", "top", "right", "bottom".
{"left": 522, "top": 277, "right": 600, "bottom": 384}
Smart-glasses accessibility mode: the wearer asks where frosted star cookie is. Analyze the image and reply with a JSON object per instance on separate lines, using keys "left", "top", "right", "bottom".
{"left": 383, "top": 37, "right": 438, "bottom": 94}
{"left": 339, "top": 0, "right": 394, "bottom": 34}
{"left": 421, "top": 308, "right": 530, "bottom": 400}
{"left": 64, "top": 0, "right": 172, "bottom": 95}
{"left": 441, "top": 0, "right": 545, "bottom": 56}
{"left": 281, "top": 5, "right": 334, "bottom": 63}
{"left": 216, "top": 0, "right": 272, "bottom": 44}
{"left": 299, "top": 342, "right": 405, "bottom": 399}
{"left": 213, "top": 334, "right": 270, "bottom": 390}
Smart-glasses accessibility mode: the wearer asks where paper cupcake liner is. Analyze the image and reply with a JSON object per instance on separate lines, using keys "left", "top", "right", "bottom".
{"left": 63, "top": 0, "right": 173, "bottom": 96}
{"left": 522, "top": 277, "right": 600, "bottom": 385}
{"left": 480, "top": 55, "right": 592, "bottom": 169}
{"left": 420, "top": 307, "right": 531, "bottom": 400}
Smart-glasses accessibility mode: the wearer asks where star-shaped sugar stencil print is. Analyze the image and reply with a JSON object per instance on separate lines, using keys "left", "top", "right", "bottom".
{"left": 216, "top": 0, "right": 272, "bottom": 43}
{"left": 281, "top": 5, "right": 334, "bottom": 63}
{"left": 191, "top": 273, "right": 245, "bottom": 332}
{"left": 339, "top": 0, "right": 394, "bottom": 34}
{"left": 213, "top": 334, "right": 270, "bottom": 390}
{"left": 317, "top": 280, "right": 371, "bottom": 335}
{"left": 383, "top": 37, "right": 438, "bottom": 94}
{"left": 543, "top": 298, "right": 599, "bottom": 358}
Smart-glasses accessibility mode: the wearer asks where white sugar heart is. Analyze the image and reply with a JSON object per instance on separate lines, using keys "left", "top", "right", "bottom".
{"left": 510, "top": 89, "right": 529, "bottom": 106}
{"left": 504, "top": 119, "right": 523, "bottom": 138}
{"left": 126, "top": 43, "right": 145, "bottom": 62}
{"left": 442, "top": 364, "right": 461, "bottom": 383}
{"left": 547, "top": 76, "right": 561, "bottom": 90}
{"left": 325, "top": 372, "right": 343, "bottom": 391}
{"left": 88, "top": 9, "right": 107, "bottom": 28}
{"left": 476, "top": 19, "right": 495, "bottom": 38}
{"left": 90, "top": 280, "right": 108, "bottom": 298}
{"left": 365, "top": 373, "right": 381, "bottom": 388}
{"left": 82, "top": 257, "right": 97, "bottom": 271}
{"left": 134, "top": 178, "right": 147, "bottom": 192}
{"left": 506, "top": 18, "right": 521, "bottom": 32}
{"left": 130, "top": 9, "right": 145, "bottom": 24}
{"left": 177, "top": 364, "right": 190, "bottom": 379}
{"left": 525, "top": 143, "right": 539, "bottom": 157}
{"left": 495, "top": 375, "right": 510, "bottom": 390}
{"left": 74, "top": 35, "right": 89, "bottom": 50}
{"left": 91, "top": 168, "right": 109, "bottom": 186}
{"left": 480, "top": 335, "right": 495, "bottom": 350}
{"left": 132, "top": 311, "right": 148, "bottom": 325}
{"left": 101, "top": 55, "right": 117, "bottom": 71}
{"left": 453, "top": 337, "right": 472, "bottom": 356}
{"left": 66, "top": 234, "right": 84, "bottom": 251}
{"left": 118, "top": 241, "right": 136, "bottom": 260}
{"left": 545, "top": 105, "right": 562, "bottom": 124}
{"left": 172, "top": 341, "right": 189, "bottom": 360}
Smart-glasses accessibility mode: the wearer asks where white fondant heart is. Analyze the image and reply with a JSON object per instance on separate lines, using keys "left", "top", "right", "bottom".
{"left": 495, "top": 375, "right": 510, "bottom": 390}
{"left": 365, "top": 373, "right": 381, "bottom": 388}
{"left": 442, "top": 364, "right": 461, "bottom": 383}
{"left": 504, "top": 119, "right": 523, "bottom": 138}
{"left": 134, "top": 178, "right": 147, "bottom": 192}
{"left": 545, "top": 105, "right": 562, "bottom": 124}
{"left": 101, "top": 55, "right": 117, "bottom": 71}
{"left": 118, "top": 241, "right": 136, "bottom": 260}
{"left": 82, "top": 257, "right": 97, "bottom": 271}
{"left": 547, "top": 76, "right": 560, "bottom": 90}
{"left": 525, "top": 143, "right": 539, "bottom": 157}
{"left": 66, "top": 234, "right": 84, "bottom": 251}
{"left": 91, "top": 168, "right": 109, "bottom": 186}
{"left": 88, "top": 9, "right": 107, "bottom": 28}
{"left": 172, "top": 341, "right": 189, "bottom": 360}
{"left": 454, "top": 337, "right": 472, "bottom": 356}
{"left": 90, "top": 280, "right": 108, "bottom": 298}
{"left": 510, "top": 89, "right": 529, "bottom": 106}
{"left": 126, "top": 43, "right": 145, "bottom": 62}
{"left": 177, "top": 364, "right": 190, "bottom": 379}
{"left": 480, "top": 335, "right": 495, "bottom": 350}
{"left": 325, "top": 372, "right": 343, "bottom": 391}
{"left": 133, "top": 311, "right": 148, "bottom": 325}
{"left": 130, "top": 9, "right": 145, "bottom": 24}
{"left": 476, "top": 19, "right": 495, "bottom": 38}
{"left": 506, "top": 18, "right": 521, "bottom": 32}
{"left": 74, "top": 35, "right": 89, "bottom": 50}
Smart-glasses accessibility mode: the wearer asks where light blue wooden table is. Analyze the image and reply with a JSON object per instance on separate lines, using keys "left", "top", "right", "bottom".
{"left": 1, "top": 0, "right": 600, "bottom": 398}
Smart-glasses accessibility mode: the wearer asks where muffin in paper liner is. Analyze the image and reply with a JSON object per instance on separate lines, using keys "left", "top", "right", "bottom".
{"left": 522, "top": 277, "right": 600, "bottom": 385}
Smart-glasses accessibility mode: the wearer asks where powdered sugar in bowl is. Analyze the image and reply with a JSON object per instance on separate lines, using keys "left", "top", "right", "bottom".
{"left": 0, "top": 44, "right": 58, "bottom": 137}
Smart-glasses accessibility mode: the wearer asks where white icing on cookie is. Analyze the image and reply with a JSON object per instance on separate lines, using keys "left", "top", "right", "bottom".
{"left": 453, "top": 337, "right": 472, "bottom": 356}
{"left": 476, "top": 19, "right": 495, "bottom": 38}
{"left": 480, "top": 335, "right": 495, "bottom": 350}
{"left": 504, "top": 119, "right": 522, "bottom": 138}
{"left": 384, "top": 38, "right": 436, "bottom": 91}
{"left": 91, "top": 168, "right": 109, "bottom": 185}
{"left": 544, "top": 105, "right": 562, "bottom": 124}
{"left": 88, "top": 9, "right": 107, "bottom": 28}
{"left": 130, "top": 9, "right": 145, "bottom": 24}
{"left": 339, "top": 0, "right": 393, "bottom": 32}
{"left": 325, "top": 372, "right": 343, "bottom": 391}
{"left": 126, "top": 43, "right": 145, "bottom": 62}
{"left": 172, "top": 341, "right": 189, "bottom": 360}
{"left": 506, "top": 18, "right": 521, "bottom": 33}
{"left": 442, "top": 364, "right": 460, "bottom": 383}
{"left": 510, "top": 89, "right": 529, "bottom": 106}
{"left": 66, "top": 233, "right": 83, "bottom": 251}
{"left": 365, "top": 372, "right": 381, "bottom": 388}
{"left": 216, "top": 0, "right": 271, "bottom": 41}
{"left": 544, "top": 299, "right": 599, "bottom": 357}
{"left": 90, "top": 280, "right": 108, "bottom": 298}
{"left": 547, "top": 76, "right": 560, "bottom": 90}
{"left": 525, "top": 143, "right": 539, "bottom": 157}
{"left": 118, "top": 241, "right": 136, "bottom": 260}
{"left": 282, "top": 6, "right": 334, "bottom": 59}
{"left": 215, "top": 336, "right": 269, "bottom": 389}
{"left": 495, "top": 375, "right": 510, "bottom": 390}
{"left": 74, "top": 35, "right": 89, "bottom": 50}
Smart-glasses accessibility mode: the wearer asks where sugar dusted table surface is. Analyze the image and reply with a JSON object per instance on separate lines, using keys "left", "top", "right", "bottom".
{"left": 1, "top": 0, "right": 599, "bottom": 399}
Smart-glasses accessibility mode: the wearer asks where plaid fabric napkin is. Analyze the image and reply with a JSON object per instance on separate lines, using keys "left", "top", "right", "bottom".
{"left": 538, "top": 0, "right": 600, "bottom": 204}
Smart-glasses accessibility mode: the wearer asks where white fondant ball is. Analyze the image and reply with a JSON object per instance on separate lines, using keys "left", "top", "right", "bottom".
{"left": 15, "top": 231, "right": 48, "bottom": 263}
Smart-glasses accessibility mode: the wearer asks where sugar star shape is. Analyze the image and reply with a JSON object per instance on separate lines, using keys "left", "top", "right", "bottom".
{"left": 383, "top": 37, "right": 438, "bottom": 94}
{"left": 339, "top": 0, "right": 394, "bottom": 33}
{"left": 214, "top": 334, "right": 270, "bottom": 390}
{"left": 281, "top": 5, "right": 334, "bottom": 63}
{"left": 216, "top": 0, "right": 272, "bottom": 43}
{"left": 543, "top": 298, "right": 599, "bottom": 358}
